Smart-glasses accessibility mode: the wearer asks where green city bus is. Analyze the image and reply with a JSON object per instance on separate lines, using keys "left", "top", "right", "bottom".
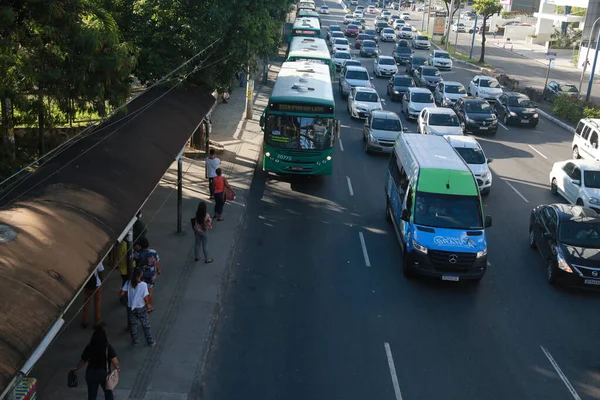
{"left": 259, "top": 61, "right": 340, "bottom": 175}
{"left": 291, "top": 17, "right": 322, "bottom": 38}
{"left": 286, "top": 37, "right": 335, "bottom": 76}
{"left": 297, "top": 9, "right": 320, "bottom": 21}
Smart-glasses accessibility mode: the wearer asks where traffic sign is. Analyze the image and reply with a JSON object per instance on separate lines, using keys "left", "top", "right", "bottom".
{"left": 546, "top": 52, "right": 557, "bottom": 60}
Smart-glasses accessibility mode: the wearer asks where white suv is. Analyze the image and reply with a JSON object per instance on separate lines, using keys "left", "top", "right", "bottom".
{"left": 468, "top": 75, "right": 503, "bottom": 102}
{"left": 573, "top": 118, "right": 600, "bottom": 161}
{"left": 445, "top": 135, "right": 493, "bottom": 195}
{"left": 550, "top": 159, "right": 600, "bottom": 211}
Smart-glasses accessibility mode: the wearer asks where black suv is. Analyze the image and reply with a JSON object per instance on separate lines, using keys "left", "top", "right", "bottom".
{"left": 494, "top": 92, "right": 539, "bottom": 128}
{"left": 453, "top": 97, "right": 498, "bottom": 134}
{"left": 393, "top": 41, "right": 413, "bottom": 64}
{"left": 529, "top": 204, "right": 600, "bottom": 286}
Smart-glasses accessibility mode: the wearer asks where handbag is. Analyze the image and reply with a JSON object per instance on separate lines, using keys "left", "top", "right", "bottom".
{"left": 224, "top": 186, "right": 236, "bottom": 201}
{"left": 105, "top": 347, "right": 119, "bottom": 390}
{"left": 67, "top": 369, "right": 78, "bottom": 387}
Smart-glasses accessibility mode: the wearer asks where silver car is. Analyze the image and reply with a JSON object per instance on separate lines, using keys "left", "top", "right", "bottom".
{"left": 364, "top": 110, "right": 404, "bottom": 153}
{"left": 348, "top": 87, "right": 383, "bottom": 119}
{"left": 339, "top": 66, "right": 373, "bottom": 97}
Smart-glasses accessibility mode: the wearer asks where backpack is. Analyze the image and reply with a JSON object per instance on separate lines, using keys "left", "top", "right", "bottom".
{"left": 136, "top": 250, "right": 156, "bottom": 282}
{"left": 203, "top": 214, "right": 213, "bottom": 231}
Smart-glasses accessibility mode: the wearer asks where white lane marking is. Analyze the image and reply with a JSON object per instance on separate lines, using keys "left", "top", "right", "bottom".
{"left": 498, "top": 122, "right": 509, "bottom": 130}
{"left": 540, "top": 346, "right": 582, "bottom": 400}
{"left": 384, "top": 343, "right": 404, "bottom": 400}
{"left": 359, "top": 232, "right": 372, "bottom": 267}
{"left": 347, "top": 176, "right": 354, "bottom": 196}
{"left": 339, "top": 138, "right": 345, "bottom": 151}
{"left": 505, "top": 181, "right": 529, "bottom": 203}
{"left": 528, "top": 144, "right": 547, "bottom": 159}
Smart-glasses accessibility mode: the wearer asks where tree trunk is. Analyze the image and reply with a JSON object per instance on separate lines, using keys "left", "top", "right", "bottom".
{"left": 38, "top": 96, "right": 45, "bottom": 159}
{"left": 1, "top": 95, "right": 16, "bottom": 162}
{"left": 479, "top": 17, "right": 487, "bottom": 63}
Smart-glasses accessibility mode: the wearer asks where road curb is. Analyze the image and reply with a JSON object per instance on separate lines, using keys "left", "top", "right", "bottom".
{"left": 536, "top": 108, "right": 575, "bottom": 133}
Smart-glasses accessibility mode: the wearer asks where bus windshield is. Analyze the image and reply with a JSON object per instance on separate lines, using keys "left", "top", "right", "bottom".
{"left": 414, "top": 191, "right": 483, "bottom": 229}
{"left": 265, "top": 114, "right": 334, "bottom": 150}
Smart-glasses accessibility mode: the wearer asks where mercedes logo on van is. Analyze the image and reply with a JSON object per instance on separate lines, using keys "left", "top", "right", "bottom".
{"left": 593, "top": 271, "right": 598, "bottom": 277}
{"left": 448, "top": 254, "right": 458, "bottom": 264}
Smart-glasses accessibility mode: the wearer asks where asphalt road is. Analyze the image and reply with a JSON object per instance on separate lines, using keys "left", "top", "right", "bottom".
{"left": 200, "top": 2, "right": 600, "bottom": 400}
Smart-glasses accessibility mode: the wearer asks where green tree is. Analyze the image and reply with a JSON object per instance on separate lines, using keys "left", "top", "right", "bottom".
{"left": 473, "top": 0, "right": 503, "bottom": 63}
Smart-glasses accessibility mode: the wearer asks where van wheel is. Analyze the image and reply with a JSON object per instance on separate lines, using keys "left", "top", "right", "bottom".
{"left": 551, "top": 178, "right": 558, "bottom": 195}
{"left": 402, "top": 252, "right": 415, "bottom": 279}
{"left": 573, "top": 146, "right": 580, "bottom": 159}
{"left": 386, "top": 200, "right": 392, "bottom": 222}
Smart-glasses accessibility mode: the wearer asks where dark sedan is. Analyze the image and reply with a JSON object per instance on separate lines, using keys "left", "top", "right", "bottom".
{"left": 494, "top": 92, "right": 539, "bottom": 127}
{"left": 544, "top": 80, "right": 579, "bottom": 100}
{"left": 529, "top": 203, "right": 600, "bottom": 286}
{"left": 360, "top": 40, "right": 379, "bottom": 57}
{"left": 345, "top": 24, "right": 360, "bottom": 37}
{"left": 413, "top": 66, "right": 441, "bottom": 90}
{"left": 387, "top": 74, "right": 414, "bottom": 101}
{"left": 376, "top": 21, "right": 389, "bottom": 33}
{"left": 405, "top": 55, "right": 427, "bottom": 75}
{"left": 453, "top": 97, "right": 498, "bottom": 134}
{"left": 393, "top": 41, "right": 413, "bottom": 65}
{"left": 364, "top": 29, "right": 378, "bottom": 43}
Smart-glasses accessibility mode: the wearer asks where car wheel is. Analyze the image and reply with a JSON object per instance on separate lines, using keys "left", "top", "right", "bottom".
{"left": 531, "top": 123, "right": 538, "bottom": 129}
{"left": 576, "top": 198, "right": 584, "bottom": 206}
{"left": 573, "top": 146, "right": 580, "bottom": 159}
{"left": 503, "top": 113, "right": 508, "bottom": 125}
{"left": 528, "top": 227, "right": 537, "bottom": 249}
{"left": 547, "top": 258, "right": 557, "bottom": 285}
{"left": 365, "top": 140, "right": 371, "bottom": 153}
{"left": 551, "top": 178, "right": 558, "bottom": 195}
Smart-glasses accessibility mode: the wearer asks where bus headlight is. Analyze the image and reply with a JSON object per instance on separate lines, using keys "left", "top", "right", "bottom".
{"left": 326, "top": 155, "right": 332, "bottom": 161}
{"left": 265, "top": 152, "right": 271, "bottom": 158}
{"left": 412, "top": 239, "right": 428, "bottom": 254}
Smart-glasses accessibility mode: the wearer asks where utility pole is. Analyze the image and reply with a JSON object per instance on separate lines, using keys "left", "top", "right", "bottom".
{"left": 579, "top": 17, "right": 600, "bottom": 95}
{"left": 445, "top": 0, "right": 455, "bottom": 50}
{"left": 426, "top": 0, "right": 433, "bottom": 33}
{"left": 453, "top": 0, "right": 462, "bottom": 55}
{"left": 469, "top": 13, "right": 478, "bottom": 59}
{"left": 586, "top": 18, "right": 600, "bottom": 102}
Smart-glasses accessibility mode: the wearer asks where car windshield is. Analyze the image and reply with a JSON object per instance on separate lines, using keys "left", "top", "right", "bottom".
{"left": 345, "top": 60, "right": 361, "bottom": 66}
{"left": 335, "top": 39, "right": 349, "bottom": 45}
{"left": 465, "top": 101, "right": 492, "bottom": 113}
{"left": 429, "top": 113, "right": 460, "bottom": 126}
{"left": 414, "top": 192, "right": 483, "bottom": 229}
{"left": 357, "top": 34, "right": 368, "bottom": 40}
{"left": 336, "top": 52, "right": 351, "bottom": 59}
{"left": 348, "top": 25, "right": 358, "bottom": 29}
{"left": 435, "top": 52, "right": 450, "bottom": 59}
{"left": 397, "top": 40, "right": 409, "bottom": 47}
{"left": 446, "top": 84, "right": 466, "bottom": 94}
{"left": 332, "top": 32, "right": 344, "bottom": 38}
{"left": 508, "top": 97, "right": 533, "bottom": 107}
{"left": 394, "top": 77, "right": 412, "bottom": 86}
{"left": 560, "top": 221, "right": 600, "bottom": 247}
{"left": 402, "top": 27, "right": 412, "bottom": 31}
{"left": 372, "top": 117, "right": 401, "bottom": 131}
{"left": 412, "top": 57, "right": 427, "bottom": 65}
{"left": 345, "top": 14, "right": 353, "bottom": 18}
{"left": 415, "top": 35, "right": 428, "bottom": 40}
{"left": 379, "top": 58, "right": 395, "bottom": 65}
{"left": 346, "top": 70, "right": 369, "bottom": 80}
{"left": 383, "top": 29, "right": 395, "bottom": 34}
{"left": 365, "top": 30, "right": 376, "bottom": 36}
{"left": 265, "top": 115, "right": 334, "bottom": 150}
{"left": 480, "top": 79, "right": 500, "bottom": 88}
{"left": 378, "top": 22, "right": 388, "bottom": 27}
{"left": 363, "top": 41, "right": 376, "bottom": 48}
{"left": 411, "top": 92, "right": 434, "bottom": 103}
{"left": 422, "top": 67, "right": 440, "bottom": 76}
{"left": 584, "top": 171, "right": 600, "bottom": 189}
{"left": 560, "top": 84, "right": 578, "bottom": 93}
{"left": 322, "top": 6, "right": 328, "bottom": 9}
{"left": 455, "top": 147, "right": 486, "bottom": 164}
{"left": 355, "top": 91, "right": 379, "bottom": 102}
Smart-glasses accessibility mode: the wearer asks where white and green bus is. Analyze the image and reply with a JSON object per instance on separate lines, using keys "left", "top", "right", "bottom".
{"left": 259, "top": 61, "right": 340, "bottom": 175}
{"left": 286, "top": 37, "right": 334, "bottom": 76}
{"left": 297, "top": 9, "right": 320, "bottom": 21}
{"left": 297, "top": 0, "right": 316, "bottom": 10}
{"left": 291, "top": 17, "right": 322, "bottom": 38}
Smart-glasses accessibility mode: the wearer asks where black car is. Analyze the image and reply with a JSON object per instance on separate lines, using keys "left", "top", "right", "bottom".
{"left": 413, "top": 66, "right": 441, "bottom": 90}
{"left": 494, "top": 93, "right": 539, "bottom": 128}
{"left": 544, "top": 80, "right": 579, "bottom": 100}
{"left": 360, "top": 40, "right": 379, "bottom": 57}
{"left": 393, "top": 42, "right": 413, "bottom": 64}
{"left": 327, "top": 25, "right": 342, "bottom": 40}
{"left": 405, "top": 55, "right": 427, "bottom": 75}
{"left": 529, "top": 204, "right": 600, "bottom": 286}
{"left": 376, "top": 21, "right": 389, "bottom": 33}
{"left": 364, "top": 29, "right": 378, "bottom": 42}
{"left": 453, "top": 97, "right": 498, "bottom": 134}
{"left": 387, "top": 74, "right": 414, "bottom": 101}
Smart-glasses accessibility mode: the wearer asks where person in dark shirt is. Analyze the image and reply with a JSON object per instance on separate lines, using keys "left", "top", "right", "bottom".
{"left": 73, "top": 325, "right": 120, "bottom": 400}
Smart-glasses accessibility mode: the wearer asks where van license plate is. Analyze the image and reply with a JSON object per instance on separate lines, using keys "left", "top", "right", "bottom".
{"left": 442, "top": 275, "right": 459, "bottom": 281}
{"left": 584, "top": 279, "right": 600, "bottom": 285}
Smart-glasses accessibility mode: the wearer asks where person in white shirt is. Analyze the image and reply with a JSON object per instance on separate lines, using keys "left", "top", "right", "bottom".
{"left": 120, "top": 267, "right": 156, "bottom": 347}
{"left": 82, "top": 263, "right": 105, "bottom": 329}
{"left": 206, "top": 148, "right": 221, "bottom": 199}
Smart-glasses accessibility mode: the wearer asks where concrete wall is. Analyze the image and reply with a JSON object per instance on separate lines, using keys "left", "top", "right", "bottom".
{"left": 578, "top": 44, "right": 600, "bottom": 73}
{"left": 503, "top": 25, "right": 536, "bottom": 40}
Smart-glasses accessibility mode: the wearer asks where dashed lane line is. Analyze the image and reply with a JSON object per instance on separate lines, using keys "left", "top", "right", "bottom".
{"left": 347, "top": 176, "right": 354, "bottom": 196}
{"left": 339, "top": 138, "right": 345, "bottom": 151}
{"left": 359, "top": 231, "right": 371, "bottom": 267}
{"left": 528, "top": 144, "right": 547, "bottom": 159}
{"left": 384, "top": 343, "right": 404, "bottom": 400}
{"left": 540, "top": 346, "right": 582, "bottom": 400}
{"left": 505, "top": 180, "right": 529, "bottom": 203}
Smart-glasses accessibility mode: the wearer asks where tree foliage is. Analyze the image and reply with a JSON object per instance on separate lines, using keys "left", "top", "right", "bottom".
{"left": 473, "top": 0, "right": 503, "bottom": 63}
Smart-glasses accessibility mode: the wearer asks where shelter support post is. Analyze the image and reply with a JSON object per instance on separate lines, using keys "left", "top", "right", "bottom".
{"left": 177, "top": 156, "right": 183, "bottom": 233}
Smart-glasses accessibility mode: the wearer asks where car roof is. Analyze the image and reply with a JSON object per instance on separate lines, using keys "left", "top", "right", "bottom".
{"left": 344, "top": 59, "right": 361, "bottom": 64}
{"left": 549, "top": 204, "right": 600, "bottom": 222}
{"left": 346, "top": 65, "right": 368, "bottom": 72}
{"left": 462, "top": 97, "right": 488, "bottom": 103}
{"left": 371, "top": 110, "right": 401, "bottom": 119}
{"left": 363, "top": 40, "right": 376, "bottom": 44}
{"left": 504, "top": 92, "right": 528, "bottom": 98}
{"left": 330, "top": 24, "right": 340, "bottom": 28}
{"left": 473, "top": 75, "right": 497, "bottom": 81}
{"left": 443, "top": 81, "right": 463, "bottom": 86}
{"left": 564, "top": 159, "right": 600, "bottom": 170}
{"left": 355, "top": 86, "right": 377, "bottom": 93}
{"left": 378, "top": 55, "right": 394, "bottom": 60}
{"left": 424, "top": 107, "right": 455, "bottom": 115}
{"left": 433, "top": 50, "right": 449, "bottom": 54}
{"left": 334, "top": 50, "right": 351, "bottom": 57}
{"left": 444, "top": 135, "right": 481, "bottom": 148}
{"left": 409, "top": 87, "right": 432, "bottom": 93}
{"left": 332, "top": 31, "right": 344, "bottom": 35}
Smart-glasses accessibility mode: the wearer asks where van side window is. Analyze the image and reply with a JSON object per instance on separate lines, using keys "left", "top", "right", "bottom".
{"left": 591, "top": 130, "right": 599, "bottom": 148}
{"left": 582, "top": 125, "right": 591, "bottom": 140}
{"left": 405, "top": 186, "right": 413, "bottom": 210}
{"left": 389, "top": 153, "right": 402, "bottom": 186}
{"left": 576, "top": 121, "right": 584, "bottom": 135}
{"left": 571, "top": 167, "right": 582, "bottom": 181}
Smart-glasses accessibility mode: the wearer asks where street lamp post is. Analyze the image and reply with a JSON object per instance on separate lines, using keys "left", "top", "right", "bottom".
{"left": 583, "top": 16, "right": 600, "bottom": 102}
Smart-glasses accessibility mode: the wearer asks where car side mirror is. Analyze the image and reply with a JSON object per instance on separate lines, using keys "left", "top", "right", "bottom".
{"left": 533, "top": 104, "right": 539, "bottom": 108}
{"left": 401, "top": 209, "right": 411, "bottom": 221}
{"left": 571, "top": 179, "right": 581, "bottom": 186}
{"left": 487, "top": 158, "right": 493, "bottom": 163}
{"left": 484, "top": 215, "right": 492, "bottom": 228}
{"left": 403, "top": 127, "right": 408, "bottom": 131}
{"left": 370, "top": 77, "right": 374, "bottom": 80}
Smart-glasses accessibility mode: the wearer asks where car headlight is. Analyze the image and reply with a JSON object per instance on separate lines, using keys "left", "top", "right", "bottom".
{"left": 589, "top": 197, "right": 600, "bottom": 205}
{"left": 476, "top": 248, "right": 487, "bottom": 258}
{"left": 481, "top": 171, "right": 489, "bottom": 179}
{"left": 369, "top": 134, "right": 378, "bottom": 143}
{"left": 557, "top": 252, "right": 574, "bottom": 273}
{"left": 491, "top": 113, "right": 497, "bottom": 119}
{"left": 466, "top": 117, "right": 475, "bottom": 123}
{"left": 409, "top": 105, "right": 417, "bottom": 112}
{"left": 412, "top": 239, "right": 428, "bottom": 254}
{"left": 509, "top": 111, "right": 517, "bottom": 117}
{"left": 393, "top": 90, "right": 400, "bottom": 94}
{"left": 533, "top": 113, "right": 539, "bottom": 118}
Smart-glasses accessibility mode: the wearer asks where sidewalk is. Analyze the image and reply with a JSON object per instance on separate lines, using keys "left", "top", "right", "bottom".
{"left": 30, "top": 65, "right": 278, "bottom": 399}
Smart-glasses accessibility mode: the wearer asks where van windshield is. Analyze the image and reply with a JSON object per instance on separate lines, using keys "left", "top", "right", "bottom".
{"left": 414, "top": 191, "right": 483, "bottom": 229}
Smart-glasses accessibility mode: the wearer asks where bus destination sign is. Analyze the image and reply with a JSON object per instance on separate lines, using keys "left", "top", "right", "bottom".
{"left": 270, "top": 103, "right": 332, "bottom": 113}
{"left": 294, "top": 30, "right": 317, "bottom": 35}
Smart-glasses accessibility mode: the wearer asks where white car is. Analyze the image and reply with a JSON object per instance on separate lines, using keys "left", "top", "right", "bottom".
{"left": 550, "top": 159, "right": 600, "bottom": 210}
{"left": 401, "top": 12, "right": 411, "bottom": 20}
{"left": 402, "top": 87, "right": 436, "bottom": 120}
{"left": 351, "top": 0, "right": 358, "bottom": 4}
{"left": 380, "top": 28, "right": 397, "bottom": 42}
{"left": 373, "top": 56, "right": 398, "bottom": 77}
{"left": 428, "top": 50, "right": 452, "bottom": 70}
{"left": 417, "top": 107, "right": 463, "bottom": 136}
{"left": 333, "top": 38, "right": 351, "bottom": 52}
{"left": 412, "top": 34, "right": 430, "bottom": 49}
{"left": 393, "top": 19, "right": 406, "bottom": 30}
{"left": 348, "top": 87, "right": 384, "bottom": 119}
{"left": 445, "top": 135, "right": 493, "bottom": 195}
{"left": 398, "top": 26, "right": 413, "bottom": 39}
{"left": 468, "top": 75, "right": 503, "bottom": 102}
{"left": 344, "top": 14, "right": 354, "bottom": 24}
{"left": 364, "top": 110, "right": 404, "bottom": 154}
{"left": 451, "top": 22, "right": 466, "bottom": 32}
{"left": 353, "top": 11, "right": 364, "bottom": 18}
{"left": 367, "top": 5, "right": 376, "bottom": 13}
{"left": 329, "top": 31, "right": 345, "bottom": 45}
{"left": 333, "top": 50, "right": 353, "bottom": 70}
{"left": 433, "top": 81, "right": 467, "bottom": 107}
{"left": 320, "top": 5, "right": 329, "bottom": 14}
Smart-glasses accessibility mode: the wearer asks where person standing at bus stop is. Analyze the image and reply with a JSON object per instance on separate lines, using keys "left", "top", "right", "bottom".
{"left": 206, "top": 149, "right": 220, "bottom": 199}
{"left": 213, "top": 168, "right": 233, "bottom": 221}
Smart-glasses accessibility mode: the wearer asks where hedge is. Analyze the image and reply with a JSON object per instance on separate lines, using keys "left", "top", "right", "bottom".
{"left": 552, "top": 94, "right": 600, "bottom": 124}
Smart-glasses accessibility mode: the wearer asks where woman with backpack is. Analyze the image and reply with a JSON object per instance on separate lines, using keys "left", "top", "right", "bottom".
{"left": 120, "top": 267, "right": 157, "bottom": 347}
{"left": 194, "top": 201, "right": 214, "bottom": 263}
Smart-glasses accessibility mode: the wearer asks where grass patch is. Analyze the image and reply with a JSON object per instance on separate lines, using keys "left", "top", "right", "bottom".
{"left": 424, "top": 33, "right": 494, "bottom": 69}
